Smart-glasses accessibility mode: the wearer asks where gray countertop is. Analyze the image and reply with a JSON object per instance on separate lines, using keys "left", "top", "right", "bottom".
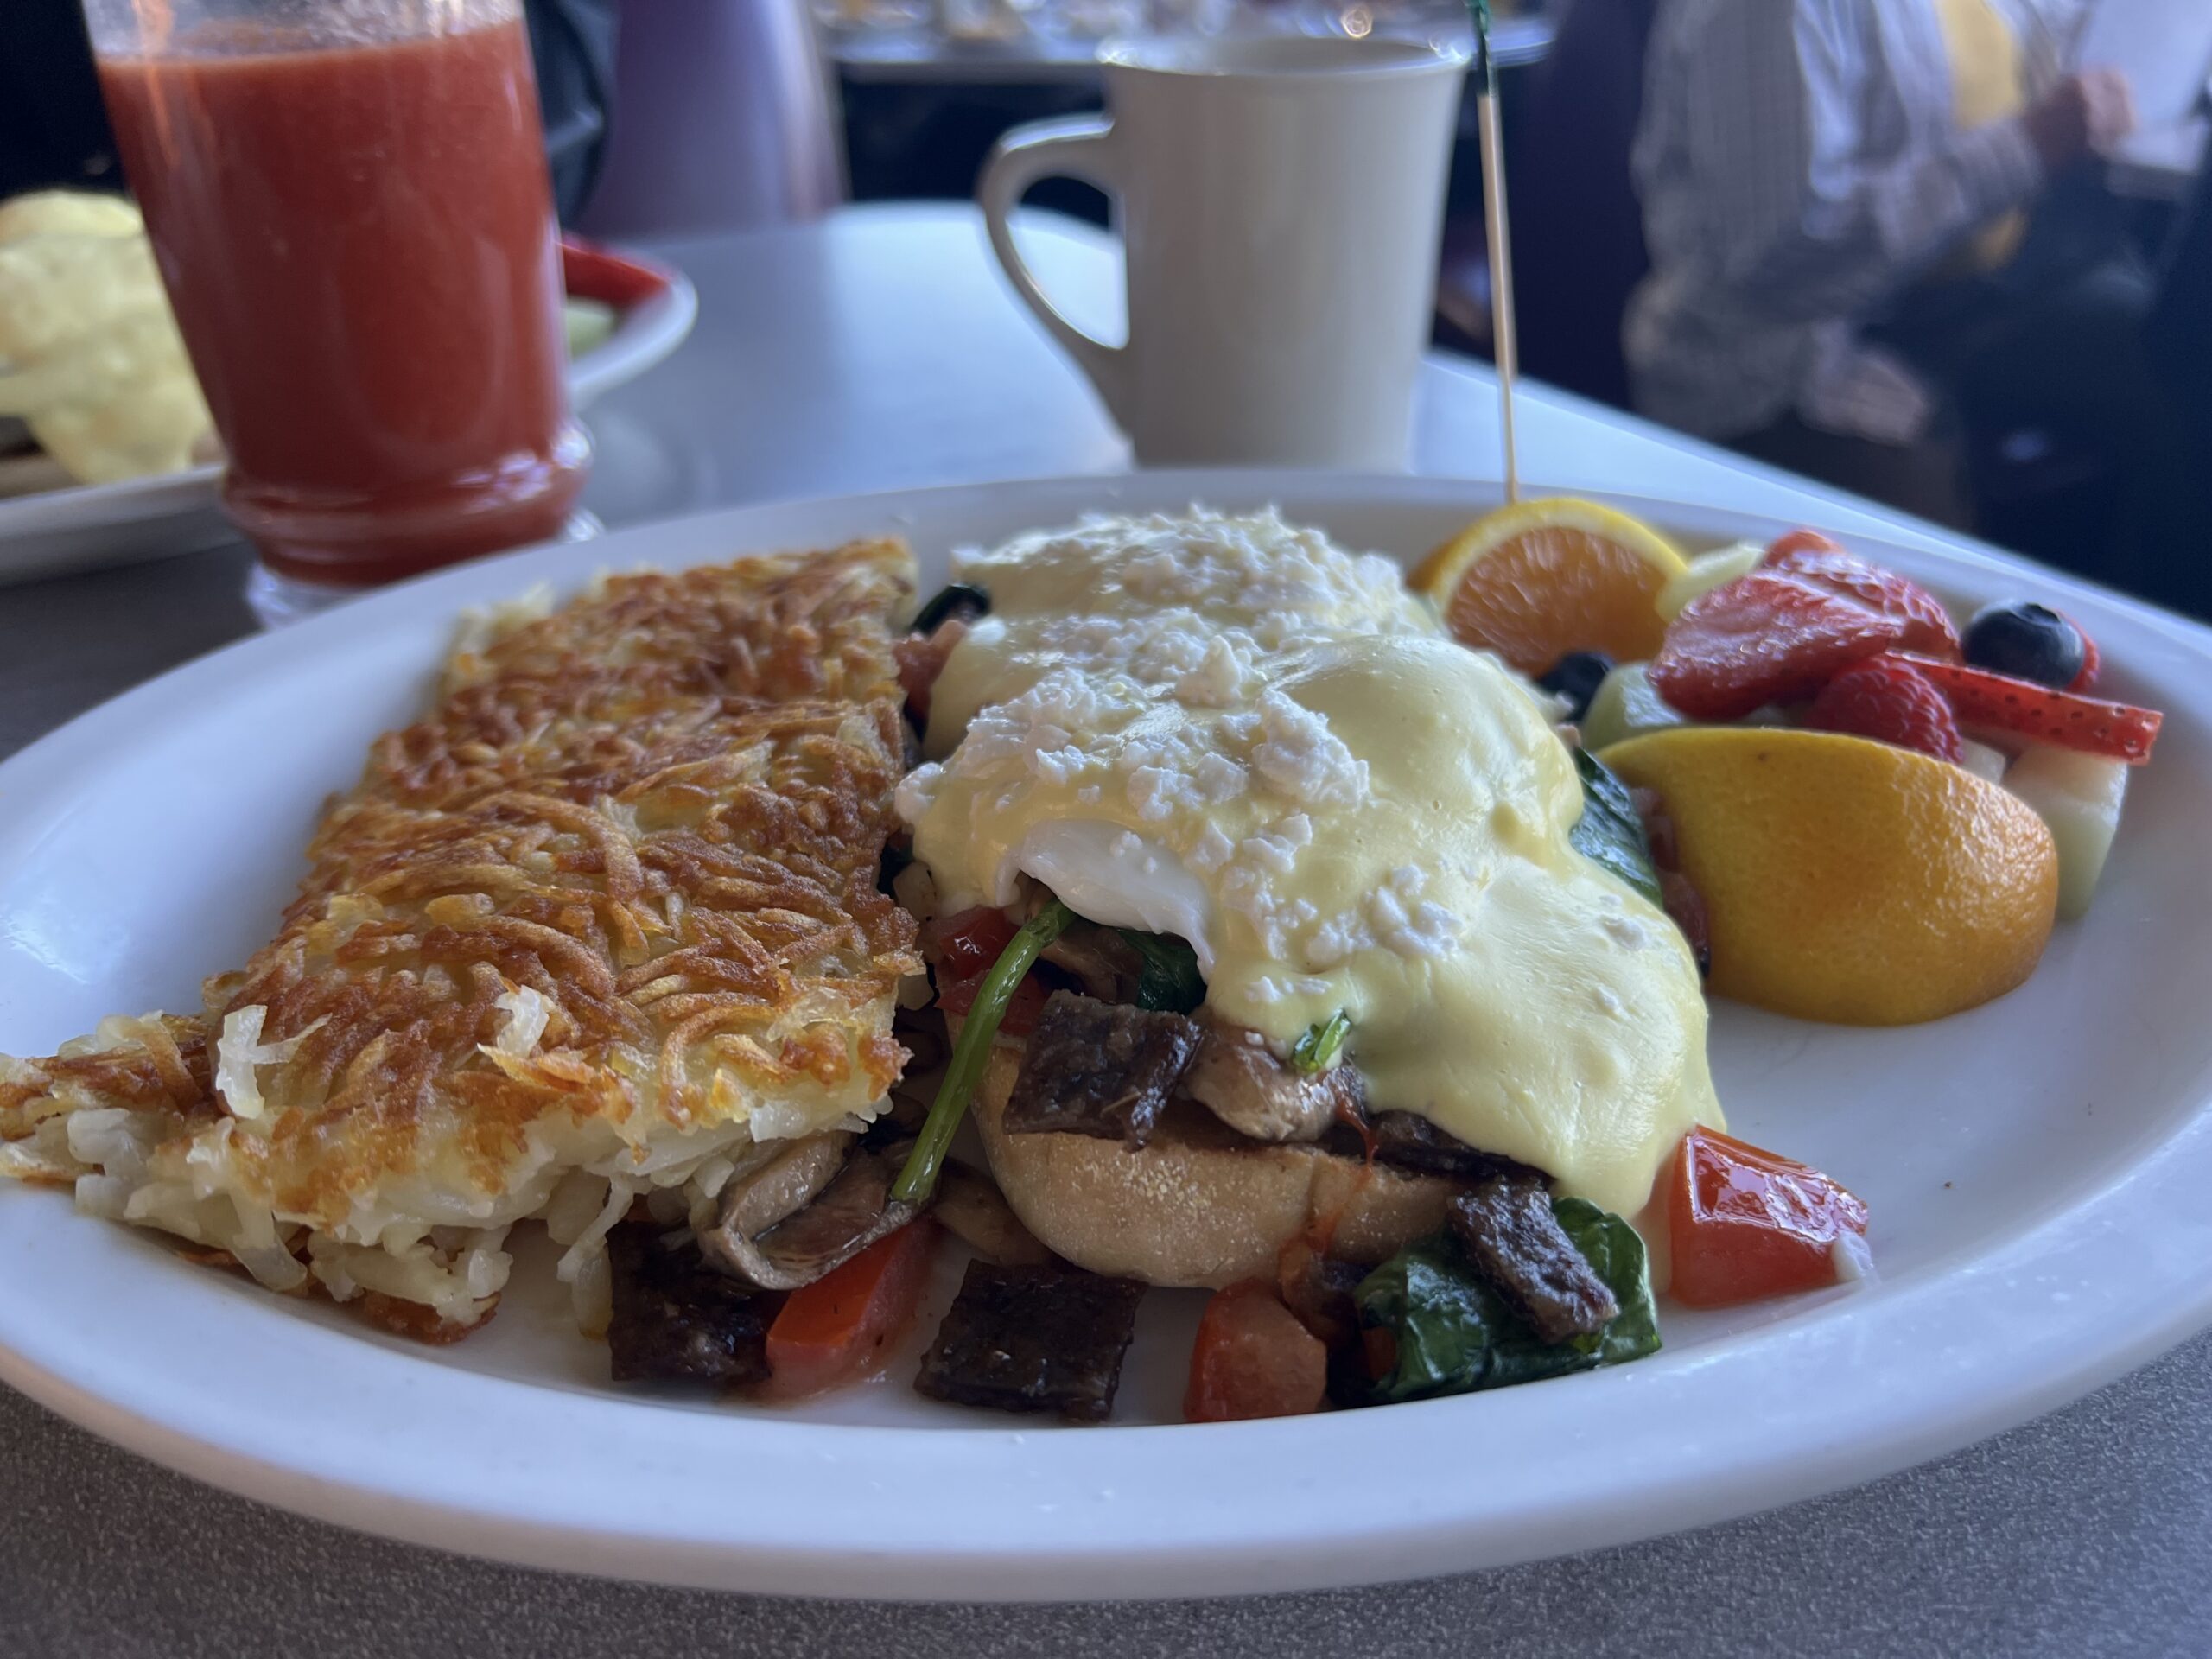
{"left": 2, "top": 207, "right": 2206, "bottom": 1655}
{"left": 4, "top": 1330, "right": 2206, "bottom": 1656}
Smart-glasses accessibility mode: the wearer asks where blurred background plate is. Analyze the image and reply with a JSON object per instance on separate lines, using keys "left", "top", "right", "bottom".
{"left": 0, "top": 257, "right": 697, "bottom": 589}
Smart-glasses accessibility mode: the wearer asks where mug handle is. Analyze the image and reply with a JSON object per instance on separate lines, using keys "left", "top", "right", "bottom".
{"left": 977, "top": 115, "right": 1130, "bottom": 424}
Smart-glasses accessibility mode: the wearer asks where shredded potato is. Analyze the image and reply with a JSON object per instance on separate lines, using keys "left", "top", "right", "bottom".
{"left": 1, "top": 543, "right": 921, "bottom": 1338}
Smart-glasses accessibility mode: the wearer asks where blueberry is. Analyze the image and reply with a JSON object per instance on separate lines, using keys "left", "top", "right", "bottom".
{"left": 1538, "top": 650, "right": 1614, "bottom": 721}
{"left": 1963, "top": 601, "right": 2084, "bottom": 688}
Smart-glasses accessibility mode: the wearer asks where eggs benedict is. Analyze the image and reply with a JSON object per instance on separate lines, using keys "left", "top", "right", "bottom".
{"left": 893, "top": 509, "right": 1721, "bottom": 1285}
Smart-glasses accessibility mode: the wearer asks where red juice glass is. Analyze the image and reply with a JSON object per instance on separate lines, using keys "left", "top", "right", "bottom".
{"left": 86, "top": 0, "right": 591, "bottom": 618}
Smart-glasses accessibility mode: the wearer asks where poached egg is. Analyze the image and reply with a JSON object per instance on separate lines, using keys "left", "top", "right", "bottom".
{"left": 898, "top": 509, "right": 1720, "bottom": 1217}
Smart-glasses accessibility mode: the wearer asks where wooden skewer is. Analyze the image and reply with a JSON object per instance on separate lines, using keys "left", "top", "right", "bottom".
{"left": 1471, "top": 6, "right": 1520, "bottom": 504}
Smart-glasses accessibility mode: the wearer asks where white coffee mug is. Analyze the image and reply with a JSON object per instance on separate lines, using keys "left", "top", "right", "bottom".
{"left": 978, "top": 34, "right": 1469, "bottom": 469}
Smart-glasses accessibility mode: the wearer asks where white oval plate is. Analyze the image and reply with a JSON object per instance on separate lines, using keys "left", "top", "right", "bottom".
{"left": 3, "top": 470, "right": 2211, "bottom": 1600}
{"left": 0, "top": 264, "right": 699, "bottom": 589}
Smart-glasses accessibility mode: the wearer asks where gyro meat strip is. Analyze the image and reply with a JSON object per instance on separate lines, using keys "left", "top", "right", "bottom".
{"left": 1448, "top": 1172, "right": 1619, "bottom": 1345}
{"left": 1370, "top": 1110, "right": 1525, "bottom": 1180}
{"left": 914, "top": 1261, "right": 1146, "bottom": 1422}
{"left": 607, "top": 1225, "right": 778, "bottom": 1389}
{"left": 999, "top": 990, "right": 1201, "bottom": 1149}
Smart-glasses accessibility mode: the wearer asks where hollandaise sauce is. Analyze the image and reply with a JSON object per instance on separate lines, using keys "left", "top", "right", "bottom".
{"left": 898, "top": 511, "right": 1721, "bottom": 1217}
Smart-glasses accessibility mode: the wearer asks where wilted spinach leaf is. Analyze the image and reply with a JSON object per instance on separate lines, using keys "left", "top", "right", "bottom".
{"left": 1551, "top": 1197, "right": 1662, "bottom": 1364}
{"left": 1116, "top": 930, "right": 1206, "bottom": 1014}
{"left": 1353, "top": 1197, "right": 1662, "bottom": 1402}
{"left": 1352, "top": 1235, "right": 1494, "bottom": 1404}
{"left": 1569, "top": 749, "right": 1662, "bottom": 910}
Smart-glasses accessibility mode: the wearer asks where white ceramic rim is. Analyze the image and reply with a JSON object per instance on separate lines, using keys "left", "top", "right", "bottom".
{"left": 3, "top": 468, "right": 2210, "bottom": 1600}
{"left": 1100, "top": 34, "right": 1472, "bottom": 78}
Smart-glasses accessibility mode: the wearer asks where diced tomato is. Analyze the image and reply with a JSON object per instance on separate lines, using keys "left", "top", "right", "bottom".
{"left": 1184, "top": 1280, "right": 1329, "bottom": 1423}
{"left": 1763, "top": 528, "right": 1841, "bottom": 561}
{"left": 922, "top": 906, "right": 1020, "bottom": 978}
{"left": 1667, "top": 1128, "right": 1869, "bottom": 1308}
{"left": 936, "top": 968, "right": 1051, "bottom": 1037}
{"left": 557, "top": 232, "right": 671, "bottom": 308}
{"left": 763, "top": 1220, "right": 939, "bottom": 1400}
{"left": 894, "top": 618, "right": 968, "bottom": 722}
{"left": 925, "top": 906, "right": 1052, "bottom": 1034}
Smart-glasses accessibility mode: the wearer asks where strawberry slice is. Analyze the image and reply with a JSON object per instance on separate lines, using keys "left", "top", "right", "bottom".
{"left": 1651, "top": 571, "right": 1908, "bottom": 720}
{"left": 1897, "top": 654, "right": 2162, "bottom": 762}
{"left": 1763, "top": 529, "right": 1841, "bottom": 561}
{"left": 1764, "top": 545, "right": 1961, "bottom": 658}
{"left": 1807, "top": 656, "right": 1964, "bottom": 762}
{"left": 2059, "top": 611, "right": 2101, "bottom": 692}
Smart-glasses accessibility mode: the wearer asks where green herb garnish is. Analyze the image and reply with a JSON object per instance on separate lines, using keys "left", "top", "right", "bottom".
{"left": 1568, "top": 748, "right": 1663, "bottom": 910}
{"left": 1290, "top": 1010, "right": 1351, "bottom": 1075}
{"left": 1116, "top": 930, "right": 1206, "bottom": 1015}
{"left": 892, "top": 899, "right": 1071, "bottom": 1205}
{"left": 1353, "top": 1200, "right": 1660, "bottom": 1403}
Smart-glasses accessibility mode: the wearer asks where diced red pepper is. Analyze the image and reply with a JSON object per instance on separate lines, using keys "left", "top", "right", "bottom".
{"left": 763, "top": 1220, "right": 938, "bottom": 1399}
{"left": 1184, "top": 1280, "right": 1329, "bottom": 1423}
{"left": 1667, "top": 1128, "right": 1869, "bottom": 1308}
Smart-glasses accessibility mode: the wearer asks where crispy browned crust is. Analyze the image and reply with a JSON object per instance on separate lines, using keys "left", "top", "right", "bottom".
{"left": 3, "top": 543, "right": 922, "bottom": 1241}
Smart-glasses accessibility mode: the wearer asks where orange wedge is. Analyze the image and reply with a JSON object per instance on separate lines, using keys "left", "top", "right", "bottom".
{"left": 1413, "top": 498, "right": 1687, "bottom": 675}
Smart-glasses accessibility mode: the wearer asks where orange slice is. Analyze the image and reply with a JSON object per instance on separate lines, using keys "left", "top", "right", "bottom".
{"left": 1412, "top": 498, "right": 1688, "bottom": 675}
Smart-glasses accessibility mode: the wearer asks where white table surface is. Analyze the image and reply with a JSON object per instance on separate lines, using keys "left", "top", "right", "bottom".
{"left": 2, "top": 201, "right": 2207, "bottom": 1656}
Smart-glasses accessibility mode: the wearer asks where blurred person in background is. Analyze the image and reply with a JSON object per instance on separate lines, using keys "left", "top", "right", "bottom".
{"left": 1628, "top": 0, "right": 2196, "bottom": 601}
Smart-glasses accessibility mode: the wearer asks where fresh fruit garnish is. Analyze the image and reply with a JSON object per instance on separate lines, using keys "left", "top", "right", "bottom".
{"left": 1667, "top": 1128, "right": 1869, "bottom": 1308}
{"left": 1762, "top": 544, "right": 1960, "bottom": 658}
{"left": 1955, "top": 737, "right": 2009, "bottom": 784}
{"left": 1598, "top": 728, "right": 2057, "bottom": 1024}
{"left": 1962, "top": 601, "right": 2087, "bottom": 688}
{"left": 1536, "top": 650, "right": 1613, "bottom": 721}
{"left": 1657, "top": 869, "right": 1712, "bottom": 977}
{"left": 1649, "top": 570, "right": 1908, "bottom": 720}
{"left": 1902, "top": 655, "right": 2162, "bottom": 762}
{"left": 2063, "top": 611, "right": 2101, "bottom": 691}
{"left": 1761, "top": 528, "right": 1842, "bottom": 561}
{"left": 1580, "top": 660, "right": 1691, "bottom": 750}
{"left": 1805, "top": 656, "right": 1963, "bottom": 762}
{"left": 2003, "top": 746, "right": 2129, "bottom": 920}
{"left": 1413, "top": 498, "right": 1688, "bottom": 675}
{"left": 1656, "top": 542, "right": 1765, "bottom": 620}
